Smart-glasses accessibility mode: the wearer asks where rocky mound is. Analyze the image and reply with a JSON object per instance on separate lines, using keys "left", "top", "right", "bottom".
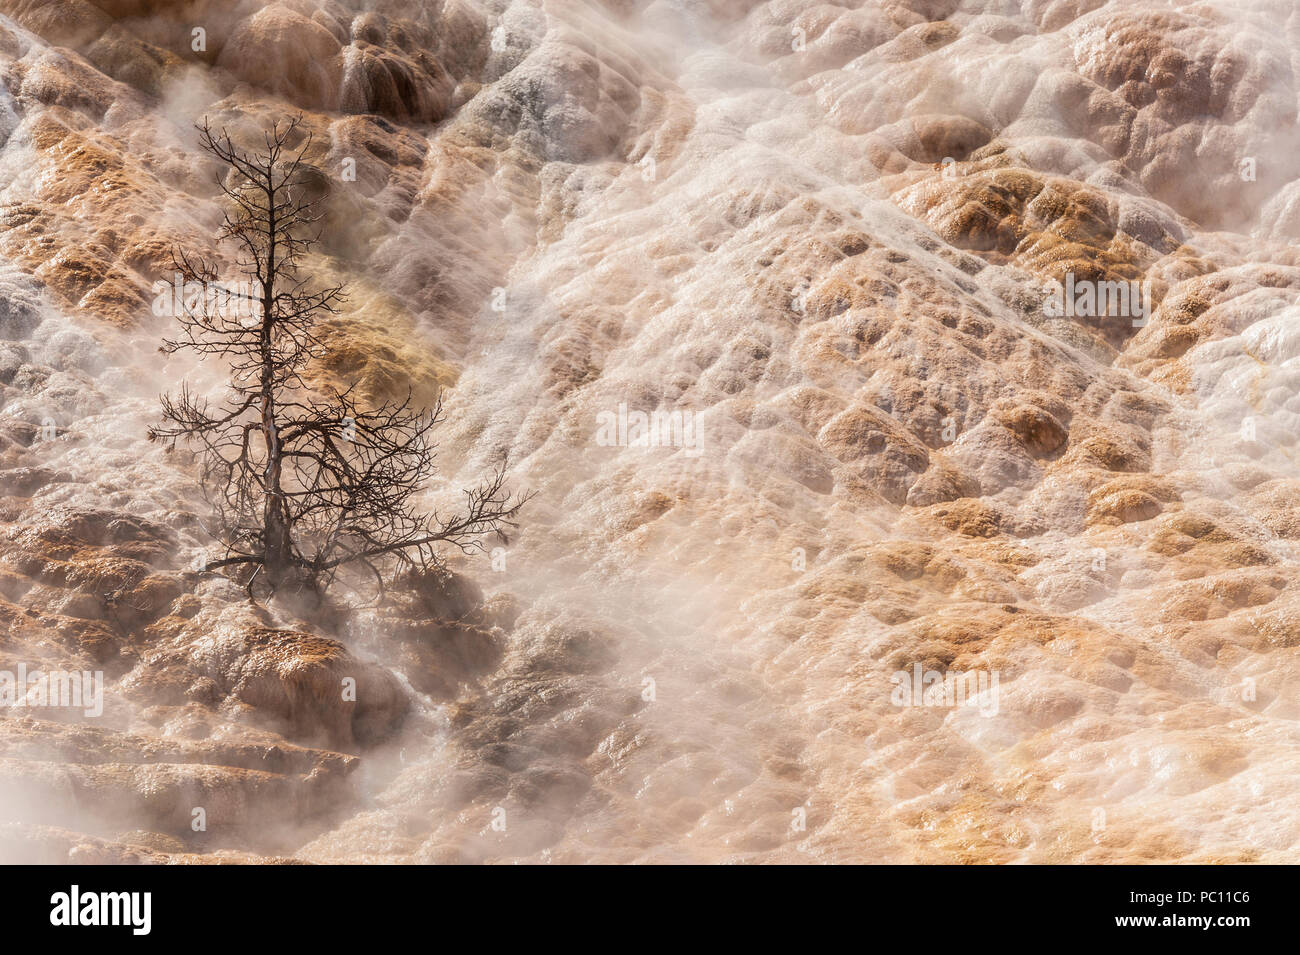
{"left": 0, "top": 0, "right": 1297, "bottom": 862}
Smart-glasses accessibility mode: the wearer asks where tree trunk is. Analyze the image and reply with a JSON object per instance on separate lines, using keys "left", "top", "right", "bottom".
{"left": 262, "top": 407, "right": 292, "bottom": 588}
{"left": 259, "top": 204, "right": 292, "bottom": 590}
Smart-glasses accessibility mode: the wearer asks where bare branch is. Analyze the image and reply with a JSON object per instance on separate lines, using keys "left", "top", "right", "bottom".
{"left": 154, "top": 115, "right": 530, "bottom": 601}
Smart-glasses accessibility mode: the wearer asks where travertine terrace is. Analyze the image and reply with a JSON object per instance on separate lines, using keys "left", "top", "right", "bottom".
{"left": 0, "top": 0, "right": 1298, "bottom": 862}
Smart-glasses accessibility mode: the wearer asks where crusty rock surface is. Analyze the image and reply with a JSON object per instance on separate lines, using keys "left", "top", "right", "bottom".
{"left": 0, "top": 0, "right": 1297, "bottom": 862}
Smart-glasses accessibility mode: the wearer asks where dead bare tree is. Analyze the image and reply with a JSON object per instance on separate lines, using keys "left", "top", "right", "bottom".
{"left": 149, "top": 116, "right": 528, "bottom": 600}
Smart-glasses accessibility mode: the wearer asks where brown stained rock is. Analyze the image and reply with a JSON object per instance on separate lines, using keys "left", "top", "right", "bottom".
{"left": 0, "top": 0, "right": 111, "bottom": 49}
{"left": 0, "top": 823, "right": 310, "bottom": 864}
{"left": 1070, "top": 9, "right": 1290, "bottom": 230}
{"left": 905, "top": 458, "right": 979, "bottom": 506}
{"left": 1088, "top": 488, "right": 1161, "bottom": 525}
{"left": 0, "top": 0, "right": 1297, "bottom": 865}
{"left": 0, "top": 466, "right": 73, "bottom": 496}
{"left": 216, "top": 5, "right": 343, "bottom": 110}
{"left": 994, "top": 404, "right": 1069, "bottom": 458}
{"left": 869, "top": 540, "right": 966, "bottom": 590}
{"left": 892, "top": 166, "right": 1164, "bottom": 347}
{"left": 925, "top": 498, "right": 1015, "bottom": 538}
{"left": 891, "top": 114, "right": 992, "bottom": 164}
{"left": 124, "top": 624, "right": 408, "bottom": 751}
{"left": 1060, "top": 425, "right": 1151, "bottom": 473}
{"left": 83, "top": 24, "right": 185, "bottom": 97}
{"left": 307, "top": 286, "right": 457, "bottom": 408}
{"left": 1155, "top": 571, "right": 1287, "bottom": 624}
{"left": 0, "top": 712, "right": 362, "bottom": 851}
{"left": 1246, "top": 480, "right": 1300, "bottom": 539}
{"left": 0, "top": 593, "right": 122, "bottom": 663}
{"left": 0, "top": 756, "right": 322, "bottom": 835}
{"left": 0, "top": 716, "right": 356, "bottom": 778}
{"left": 339, "top": 40, "right": 454, "bottom": 123}
{"left": 818, "top": 404, "right": 929, "bottom": 504}
{"left": 1144, "top": 511, "right": 1276, "bottom": 569}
